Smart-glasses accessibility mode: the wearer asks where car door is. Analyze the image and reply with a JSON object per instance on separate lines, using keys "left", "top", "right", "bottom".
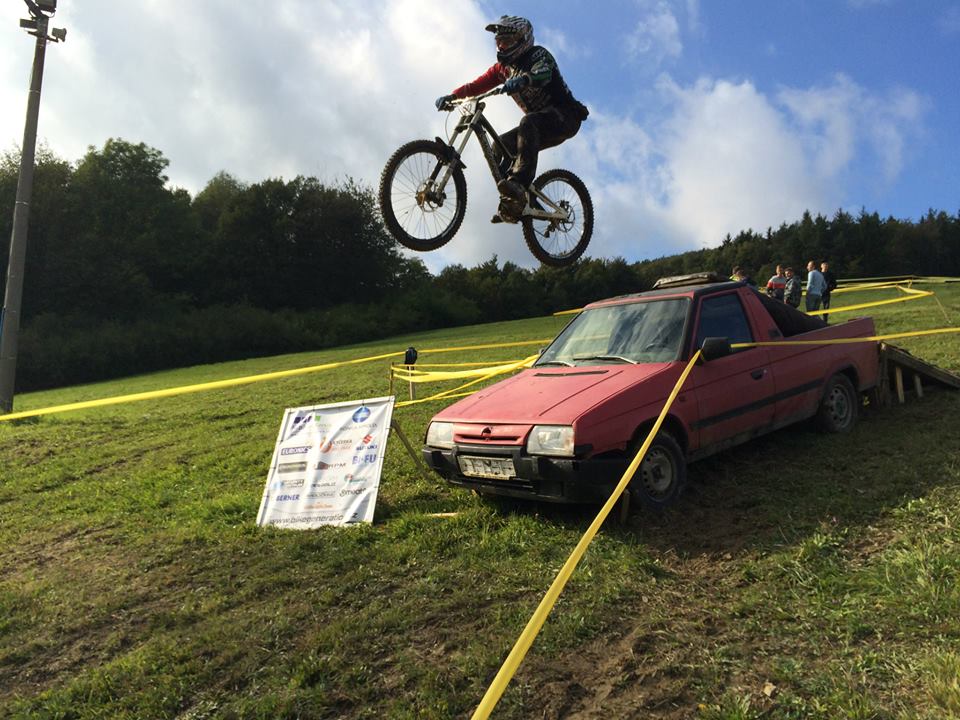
{"left": 689, "top": 291, "right": 775, "bottom": 450}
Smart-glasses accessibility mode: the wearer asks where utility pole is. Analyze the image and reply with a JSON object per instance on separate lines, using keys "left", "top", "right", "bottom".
{"left": 0, "top": 1, "right": 66, "bottom": 413}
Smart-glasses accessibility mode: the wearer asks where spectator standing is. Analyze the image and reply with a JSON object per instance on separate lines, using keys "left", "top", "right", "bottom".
{"left": 766, "top": 264, "right": 786, "bottom": 300}
{"left": 820, "top": 261, "right": 838, "bottom": 323}
{"left": 784, "top": 267, "right": 802, "bottom": 308}
{"left": 805, "top": 260, "right": 827, "bottom": 313}
{"left": 733, "top": 266, "right": 757, "bottom": 287}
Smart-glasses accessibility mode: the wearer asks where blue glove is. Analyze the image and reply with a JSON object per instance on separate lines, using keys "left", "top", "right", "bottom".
{"left": 435, "top": 94, "right": 456, "bottom": 111}
{"left": 502, "top": 75, "right": 529, "bottom": 95}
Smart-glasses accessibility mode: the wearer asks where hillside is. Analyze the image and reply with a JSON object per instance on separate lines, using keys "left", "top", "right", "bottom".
{"left": 1, "top": 285, "right": 958, "bottom": 718}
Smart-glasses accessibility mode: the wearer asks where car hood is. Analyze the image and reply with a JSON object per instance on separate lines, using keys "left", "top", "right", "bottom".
{"left": 431, "top": 363, "right": 673, "bottom": 425}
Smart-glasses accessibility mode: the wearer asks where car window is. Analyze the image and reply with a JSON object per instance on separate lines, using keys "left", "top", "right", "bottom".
{"left": 695, "top": 293, "right": 754, "bottom": 351}
{"left": 537, "top": 298, "right": 689, "bottom": 365}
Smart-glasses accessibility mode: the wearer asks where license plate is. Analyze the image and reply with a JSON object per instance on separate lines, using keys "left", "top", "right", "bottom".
{"left": 458, "top": 455, "right": 515, "bottom": 480}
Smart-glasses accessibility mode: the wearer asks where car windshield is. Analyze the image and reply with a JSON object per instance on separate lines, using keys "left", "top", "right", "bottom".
{"left": 536, "top": 298, "right": 690, "bottom": 366}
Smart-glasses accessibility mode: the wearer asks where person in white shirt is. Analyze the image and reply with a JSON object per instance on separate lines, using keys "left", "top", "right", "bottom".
{"left": 805, "top": 260, "right": 827, "bottom": 312}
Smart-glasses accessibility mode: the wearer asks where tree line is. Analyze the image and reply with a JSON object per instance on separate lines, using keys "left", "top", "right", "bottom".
{"left": 2, "top": 139, "right": 958, "bottom": 391}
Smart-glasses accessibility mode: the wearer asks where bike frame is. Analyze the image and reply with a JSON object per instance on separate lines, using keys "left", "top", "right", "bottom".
{"left": 432, "top": 90, "right": 571, "bottom": 223}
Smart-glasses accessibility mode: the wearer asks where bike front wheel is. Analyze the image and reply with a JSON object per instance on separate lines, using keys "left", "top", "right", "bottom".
{"left": 522, "top": 169, "right": 594, "bottom": 267}
{"left": 378, "top": 140, "right": 467, "bottom": 252}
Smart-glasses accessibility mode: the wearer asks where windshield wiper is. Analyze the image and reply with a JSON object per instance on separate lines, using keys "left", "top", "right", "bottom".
{"left": 572, "top": 354, "right": 637, "bottom": 364}
{"left": 536, "top": 359, "right": 575, "bottom": 367}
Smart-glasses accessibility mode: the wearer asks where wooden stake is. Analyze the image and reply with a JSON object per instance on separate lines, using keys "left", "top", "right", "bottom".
{"left": 391, "top": 418, "right": 432, "bottom": 484}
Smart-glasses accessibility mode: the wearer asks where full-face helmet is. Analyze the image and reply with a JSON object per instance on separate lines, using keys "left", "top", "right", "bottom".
{"left": 485, "top": 15, "right": 534, "bottom": 63}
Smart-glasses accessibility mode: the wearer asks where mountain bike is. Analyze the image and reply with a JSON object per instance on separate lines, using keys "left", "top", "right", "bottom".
{"left": 378, "top": 88, "right": 594, "bottom": 267}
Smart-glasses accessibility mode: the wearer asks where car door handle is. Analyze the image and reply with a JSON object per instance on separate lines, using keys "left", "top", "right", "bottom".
{"left": 751, "top": 368, "right": 766, "bottom": 380}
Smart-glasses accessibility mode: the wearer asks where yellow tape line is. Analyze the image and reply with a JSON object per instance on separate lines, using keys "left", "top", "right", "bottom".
{"left": 558, "top": 279, "right": 942, "bottom": 317}
{"left": 394, "top": 390, "right": 476, "bottom": 408}
{"left": 809, "top": 286, "right": 932, "bottom": 315}
{"left": 0, "top": 340, "right": 551, "bottom": 422}
{"left": 395, "top": 355, "right": 538, "bottom": 408}
{"left": 470, "top": 350, "right": 703, "bottom": 719}
{"left": 831, "top": 280, "right": 910, "bottom": 294}
{"left": 396, "top": 361, "right": 509, "bottom": 368}
{"left": 393, "top": 359, "right": 535, "bottom": 383}
{"left": 734, "top": 327, "right": 960, "bottom": 348}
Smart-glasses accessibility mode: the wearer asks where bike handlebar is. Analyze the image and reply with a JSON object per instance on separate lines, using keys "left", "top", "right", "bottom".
{"left": 439, "top": 87, "right": 503, "bottom": 111}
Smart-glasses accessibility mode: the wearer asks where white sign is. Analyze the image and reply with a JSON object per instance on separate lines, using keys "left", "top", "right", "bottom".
{"left": 256, "top": 396, "right": 395, "bottom": 529}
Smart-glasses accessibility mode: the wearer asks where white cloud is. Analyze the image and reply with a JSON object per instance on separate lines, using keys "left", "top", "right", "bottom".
{"left": 554, "top": 73, "right": 925, "bottom": 262}
{"left": 537, "top": 26, "right": 591, "bottom": 62}
{"left": 779, "top": 74, "right": 925, "bottom": 184}
{"left": 655, "top": 77, "right": 823, "bottom": 244}
{"left": 624, "top": 2, "right": 683, "bottom": 67}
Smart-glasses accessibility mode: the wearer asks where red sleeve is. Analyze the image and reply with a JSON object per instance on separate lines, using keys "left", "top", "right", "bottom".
{"left": 451, "top": 64, "right": 507, "bottom": 98}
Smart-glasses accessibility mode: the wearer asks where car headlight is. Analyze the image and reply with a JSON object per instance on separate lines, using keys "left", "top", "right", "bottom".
{"left": 526, "top": 425, "right": 575, "bottom": 457}
{"left": 425, "top": 421, "right": 454, "bottom": 448}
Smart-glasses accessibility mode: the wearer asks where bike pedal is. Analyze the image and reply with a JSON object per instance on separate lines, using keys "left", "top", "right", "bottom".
{"left": 497, "top": 198, "right": 523, "bottom": 223}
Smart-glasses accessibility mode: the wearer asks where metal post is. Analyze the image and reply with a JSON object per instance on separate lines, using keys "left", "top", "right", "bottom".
{"left": 0, "top": 4, "right": 63, "bottom": 413}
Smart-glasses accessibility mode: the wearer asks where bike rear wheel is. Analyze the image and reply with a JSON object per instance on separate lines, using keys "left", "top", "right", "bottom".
{"left": 522, "top": 169, "right": 593, "bottom": 267}
{"left": 379, "top": 140, "right": 467, "bottom": 252}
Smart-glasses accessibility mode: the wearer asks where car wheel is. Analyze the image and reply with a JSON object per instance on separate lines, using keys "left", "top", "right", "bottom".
{"left": 627, "top": 431, "right": 687, "bottom": 511}
{"left": 816, "top": 373, "right": 858, "bottom": 433}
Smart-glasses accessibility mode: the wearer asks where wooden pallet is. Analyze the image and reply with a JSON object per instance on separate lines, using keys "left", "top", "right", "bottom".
{"left": 875, "top": 342, "right": 960, "bottom": 406}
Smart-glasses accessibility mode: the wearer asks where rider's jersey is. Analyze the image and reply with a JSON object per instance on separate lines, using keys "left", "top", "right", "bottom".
{"left": 451, "top": 46, "right": 581, "bottom": 115}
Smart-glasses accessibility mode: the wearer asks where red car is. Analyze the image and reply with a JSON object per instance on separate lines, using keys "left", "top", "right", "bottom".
{"left": 422, "top": 277, "right": 880, "bottom": 509}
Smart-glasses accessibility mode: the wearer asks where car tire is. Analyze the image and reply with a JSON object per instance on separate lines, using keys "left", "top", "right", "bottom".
{"left": 816, "top": 373, "right": 858, "bottom": 433}
{"left": 627, "top": 431, "right": 687, "bottom": 511}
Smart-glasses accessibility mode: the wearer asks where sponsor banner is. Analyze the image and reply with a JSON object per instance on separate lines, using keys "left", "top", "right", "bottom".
{"left": 257, "top": 396, "right": 394, "bottom": 529}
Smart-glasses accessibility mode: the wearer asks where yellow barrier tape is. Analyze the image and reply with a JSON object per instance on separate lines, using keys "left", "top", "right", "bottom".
{"left": 394, "top": 390, "right": 475, "bottom": 408}
{"left": 395, "top": 355, "right": 539, "bottom": 409}
{"left": 0, "top": 340, "right": 552, "bottom": 423}
{"left": 831, "top": 280, "right": 911, "bottom": 294}
{"left": 470, "top": 350, "right": 703, "bottom": 719}
{"left": 734, "top": 326, "right": 960, "bottom": 349}
{"left": 809, "top": 286, "right": 932, "bottom": 315}
{"left": 557, "top": 279, "right": 944, "bottom": 317}
{"left": 393, "top": 359, "right": 534, "bottom": 383}
{"left": 396, "top": 361, "right": 509, "bottom": 368}
{"left": 0, "top": 351, "right": 406, "bottom": 422}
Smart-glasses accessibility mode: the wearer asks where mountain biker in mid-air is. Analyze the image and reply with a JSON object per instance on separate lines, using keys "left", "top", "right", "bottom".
{"left": 435, "top": 15, "right": 589, "bottom": 223}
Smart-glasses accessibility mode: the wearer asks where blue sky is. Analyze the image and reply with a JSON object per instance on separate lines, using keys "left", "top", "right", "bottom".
{"left": 1, "top": 0, "right": 958, "bottom": 271}
{"left": 520, "top": 0, "right": 958, "bottom": 220}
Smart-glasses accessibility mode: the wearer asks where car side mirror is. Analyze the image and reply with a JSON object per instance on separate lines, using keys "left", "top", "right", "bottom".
{"left": 699, "top": 337, "right": 732, "bottom": 362}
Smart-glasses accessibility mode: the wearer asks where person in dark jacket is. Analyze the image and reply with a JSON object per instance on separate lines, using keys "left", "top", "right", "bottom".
{"left": 436, "top": 15, "right": 589, "bottom": 221}
{"left": 820, "top": 260, "right": 838, "bottom": 323}
{"left": 784, "top": 267, "right": 802, "bottom": 308}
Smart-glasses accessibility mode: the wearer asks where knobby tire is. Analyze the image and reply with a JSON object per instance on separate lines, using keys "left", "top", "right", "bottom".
{"left": 378, "top": 140, "right": 467, "bottom": 252}
{"left": 522, "top": 169, "right": 594, "bottom": 267}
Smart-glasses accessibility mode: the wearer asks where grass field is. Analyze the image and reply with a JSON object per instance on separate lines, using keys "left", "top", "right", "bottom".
{"left": 1, "top": 284, "right": 958, "bottom": 719}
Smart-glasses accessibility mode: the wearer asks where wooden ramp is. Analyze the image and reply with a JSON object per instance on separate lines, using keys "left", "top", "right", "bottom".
{"left": 875, "top": 343, "right": 960, "bottom": 406}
